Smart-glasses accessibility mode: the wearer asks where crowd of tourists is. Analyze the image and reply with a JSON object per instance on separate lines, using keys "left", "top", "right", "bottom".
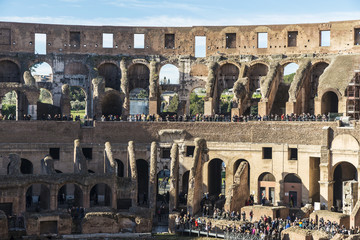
{"left": 0, "top": 112, "right": 338, "bottom": 122}
{"left": 176, "top": 210, "right": 360, "bottom": 239}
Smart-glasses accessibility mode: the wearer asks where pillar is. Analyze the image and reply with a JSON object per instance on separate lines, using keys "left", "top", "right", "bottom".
{"left": 149, "top": 61, "right": 159, "bottom": 115}
{"left": 92, "top": 76, "right": 105, "bottom": 119}
{"left": 258, "top": 101, "right": 268, "bottom": 117}
{"left": 204, "top": 98, "right": 215, "bottom": 116}
{"left": 128, "top": 141, "right": 137, "bottom": 207}
{"left": 286, "top": 101, "right": 295, "bottom": 115}
{"left": 60, "top": 84, "right": 71, "bottom": 118}
{"left": 149, "top": 142, "right": 157, "bottom": 215}
{"left": 50, "top": 186, "right": 58, "bottom": 211}
{"left": 120, "top": 59, "right": 129, "bottom": 117}
{"left": 169, "top": 143, "right": 179, "bottom": 212}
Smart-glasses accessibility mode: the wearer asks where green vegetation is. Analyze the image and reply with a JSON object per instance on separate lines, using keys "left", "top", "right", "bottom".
{"left": 164, "top": 94, "right": 179, "bottom": 113}
{"left": 284, "top": 73, "right": 295, "bottom": 84}
{"left": 189, "top": 92, "right": 204, "bottom": 115}
{"left": 39, "top": 89, "right": 52, "bottom": 104}
{"left": 1, "top": 104, "right": 16, "bottom": 116}
{"left": 1, "top": 91, "right": 16, "bottom": 116}
{"left": 137, "top": 89, "right": 149, "bottom": 99}
{"left": 220, "top": 94, "right": 233, "bottom": 114}
{"left": 70, "top": 86, "right": 86, "bottom": 111}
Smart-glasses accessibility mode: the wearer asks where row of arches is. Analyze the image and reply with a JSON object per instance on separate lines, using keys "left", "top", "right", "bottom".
{"left": 25, "top": 183, "right": 113, "bottom": 212}
{"left": 4, "top": 158, "right": 124, "bottom": 177}
{"left": 0, "top": 58, "right": 336, "bottom": 119}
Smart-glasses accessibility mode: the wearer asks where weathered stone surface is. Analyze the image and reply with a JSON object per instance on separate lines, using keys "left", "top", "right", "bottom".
{"left": 281, "top": 226, "right": 315, "bottom": 240}
{"left": 169, "top": 143, "right": 179, "bottom": 212}
{"left": 8, "top": 153, "right": 21, "bottom": 175}
{"left": 82, "top": 212, "right": 119, "bottom": 234}
{"left": 0, "top": 210, "right": 8, "bottom": 240}
{"left": 41, "top": 155, "right": 55, "bottom": 175}
{"left": 148, "top": 141, "right": 157, "bottom": 215}
{"left": 128, "top": 141, "right": 137, "bottom": 206}
{"left": 310, "top": 210, "right": 350, "bottom": 229}
{"left": 104, "top": 141, "right": 117, "bottom": 174}
{"left": 73, "top": 139, "right": 88, "bottom": 174}
{"left": 242, "top": 206, "right": 289, "bottom": 222}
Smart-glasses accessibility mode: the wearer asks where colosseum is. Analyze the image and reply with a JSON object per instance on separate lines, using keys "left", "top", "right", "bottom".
{"left": 0, "top": 19, "right": 360, "bottom": 239}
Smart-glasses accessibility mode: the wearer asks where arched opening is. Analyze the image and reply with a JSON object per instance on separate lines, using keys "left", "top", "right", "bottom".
{"left": 208, "top": 159, "right": 226, "bottom": 198}
{"left": 101, "top": 90, "right": 122, "bottom": 118}
{"left": 284, "top": 173, "right": 302, "bottom": 208}
{"left": 157, "top": 169, "right": 170, "bottom": 203}
{"left": 189, "top": 88, "right": 205, "bottom": 116}
{"left": 181, "top": 170, "right": 190, "bottom": 205}
{"left": 129, "top": 64, "right": 150, "bottom": 115}
{"left": 1, "top": 90, "right": 17, "bottom": 120}
{"left": 30, "top": 62, "right": 53, "bottom": 82}
{"left": 26, "top": 184, "right": 50, "bottom": 212}
{"left": 20, "top": 158, "right": 33, "bottom": 174}
{"left": 322, "top": 91, "right": 338, "bottom": 114}
{"left": 216, "top": 64, "right": 238, "bottom": 115}
{"left": 233, "top": 159, "right": 250, "bottom": 187}
{"left": 246, "top": 63, "right": 269, "bottom": 115}
{"left": 306, "top": 62, "right": 329, "bottom": 114}
{"left": 58, "top": 183, "right": 83, "bottom": 209}
{"left": 0, "top": 60, "right": 20, "bottom": 83}
{"left": 115, "top": 159, "right": 124, "bottom": 177}
{"left": 136, "top": 159, "right": 149, "bottom": 206}
{"left": 70, "top": 86, "right": 87, "bottom": 120}
{"left": 159, "top": 64, "right": 179, "bottom": 84}
{"left": 271, "top": 63, "right": 298, "bottom": 115}
{"left": 258, "top": 172, "right": 275, "bottom": 205}
{"left": 90, "top": 183, "right": 112, "bottom": 207}
{"left": 160, "top": 91, "right": 178, "bottom": 114}
{"left": 98, "top": 63, "right": 121, "bottom": 91}
{"left": 130, "top": 88, "right": 148, "bottom": 115}
{"left": 38, "top": 88, "right": 53, "bottom": 105}
{"left": 333, "top": 162, "right": 357, "bottom": 211}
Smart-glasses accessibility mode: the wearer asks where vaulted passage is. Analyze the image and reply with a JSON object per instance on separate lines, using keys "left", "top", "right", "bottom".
{"left": 58, "top": 183, "right": 83, "bottom": 208}
{"left": 322, "top": 91, "right": 338, "bottom": 114}
{"left": 90, "top": 183, "right": 112, "bottom": 207}
{"left": 333, "top": 162, "right": 357, "bottom": 211}
{"left": 283, "top": 173, "right": 302, "bottom": 208}
{"left": 26, "top": 184, "right": 50, "bottom": 212}
{"left": 101, "top": 90, "right": 122, "bottom": 116}
{"left": 98, "top": 63, "right": 121, "bottom": 91}
{"left": 208, "top": 158, "right": 225, "bottom": 197}
{"left": 136, "top": 159, "right": 149, "bottom": 206}
{"left": 258, "top": 172, "right": 275, "bottom": 204}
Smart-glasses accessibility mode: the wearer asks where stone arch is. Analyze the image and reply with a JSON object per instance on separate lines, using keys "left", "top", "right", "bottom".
{"left": 258, "top": 172, "right": 276, "bottom": 204}
{"left": 115, "top": 159, "right": 124, "bottom": 177}
{"left": 331, "top": 134, "right": 360, "bottom": 169}
{"left": 283, "top": 173, "right": 302, "bottom": 208}
{"left": 57, "top": 183, "right": 83, "bottom": 208}
{"left": 90, "top": 183, "right": 112, "bottom": 207}
{"left": 101, "top": 89, "right": 123, "bottom": 117}
{"left": 303, "top": 61, "right": 329, "bottom": 114}
{"left": 7, "top": 157, "right": 33, "bottom": 174}
{"left": 25, "top": 183, "right": 50, "bottom": 212}
{"left": 136, "top": 159, "right": 149, "bottom": 206}
{"left": 128, "top": 63, "right": 150, "bottom": 91}
{"left": 98, "top": 62, "right": 121, "bottom": 91}
{"left": 159, "top": 64, "right": 179, "bottom": 84}
{"left": 69, "top": 85, "right": 88, "bottom": 117}
{"left": 0, "top": 60, "right": 21, "bottom": 83}
{"left": 321, "top": 90, "right": 339, "bottom": 114}
{"left": 29, "top": 62, "right": 53, "bottom": 82}
{"left": 332, "top": 162, "right": 357, "bottom": 210}
{"left": 233, "top": 159, "right": 250, "bottom": 186}
{"left": 208, "top": 158, "right": 226, "bottom": 197}
{"left": 1, "top": 90, "right": 17, "bottom": 119}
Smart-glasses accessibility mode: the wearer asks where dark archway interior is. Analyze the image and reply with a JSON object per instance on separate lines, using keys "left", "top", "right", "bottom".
{"left": 208, "top": 158, "right": 224, "bottom": 197}
{"left": 0, "top": 60, "right": 20, "bottom": 83}
{"left": 26, "top": 184, "right": 50, "bottom": 212}
{"left": 322, "top": 91, "right": 338, "bottom": 114}
{"left": 101, "top": 91, "right": 122, "bottom": 116}
{"left": 115, "top": 159, "right": 124, "bottom": 177}
{"left": 307, "top": 62, "right": 329, "bottom": 114}
{"left": 58, "top": 184, "right": 83, "bottom": 208}
{"left": 284, "top": 173, "right": 302, "bottom": 183}
{"left": 128, "top": 64, "right": 150, "bottom": 91}
{"left": 98, "top": 63, "right": 121, "bottom": 91}
{"left": 21, "top": 158, "right": 33, "bottom": 174}
{"left": 258, "top": 172, "right": 276, "bottom": 182}
{"left": 333, "top": 162, "right": 357, "bottom": 208}
{"left": 136, "top": 159, "right": 149, "bottom": 205}
{"left": 182, "top": 170, "right": 190, "bottom": 194}
{"left": 90, "top": 183, "right": 112, "bottom": 207}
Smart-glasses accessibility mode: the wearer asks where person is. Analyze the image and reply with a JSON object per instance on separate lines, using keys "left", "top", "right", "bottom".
{"left": 242, "top": 211, "right": 246, "bottom": 221}
{"left": 250, "top": 210, "right": 253, "bottom": 222}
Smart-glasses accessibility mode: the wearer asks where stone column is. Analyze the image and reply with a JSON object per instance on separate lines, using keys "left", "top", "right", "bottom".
{"left": 258, "top": 100, "right": 268, "bottom": 117}
{"left": 204, "top": 62, "right": 217, "bottom": 116}
{"left": 50, "top": 185, "right": 58, "bottom": 211}
{"left": 224, "top": 161, "right": 249, "bottom": 212}
{"left": 74, "top": 139, "right": 88, "bottom": 174}
{"left": 104, "top": 142, "right": 117, "bottom": 174}
{"left": 286, "top": 101, "right": 295, "bottom": 115}
{"left": 92, "top": 76, "right": 105, "bottom": 119}
{"left": 83, "top": 186, "right": 90, "bottom": 208}
{"left": 23, "top": 71, "right": 38, "bottom": 120}
{"left": 60, "top": 84, "right": 71, "bottom": 118}
{"left": 120, "top": 59, "right": 129, "bottom": 117}
{"left": 169, "top": 143, "right": 179, "bottom": 212}
{"left": 149, "top": 61, "right": 159, "bottom": 115}
{"left": 187, "top": 138, "right": 208, "bottom": 215}
{"left": 128, "top": 141, "right": 138, "bottom": 207}
{"left": 149, "top": 142, "right": 157, "bottom": 215}
{"left": 319, "top": 126, "right": 332, "bottom": 209}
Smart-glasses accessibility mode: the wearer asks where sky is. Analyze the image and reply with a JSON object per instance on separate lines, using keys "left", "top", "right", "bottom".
{"left": 0, "top": 0, "right": 359, "bottom": 27}
{"left": 1, "top": 0, "right": 358, "bottom": 76}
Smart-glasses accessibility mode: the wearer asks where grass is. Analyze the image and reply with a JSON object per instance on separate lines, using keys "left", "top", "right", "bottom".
{"left": 71, "top": 109, "right": 86, "bottom": 120}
